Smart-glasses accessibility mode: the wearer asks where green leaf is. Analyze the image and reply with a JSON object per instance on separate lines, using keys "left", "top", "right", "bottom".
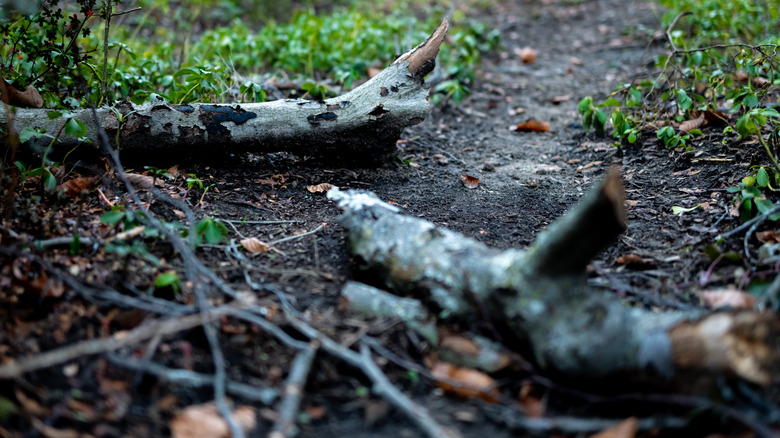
{"left": 757, "top": 167, "right": 770, "bottom": 187}
{"left": 601, "top": 97, "right": 621, "bottom": 107}
{"left": 154, "top": 271, "right": 180, "bottom": 290}
{"left": 743, "top": 92, "right": 758, "bottom": 108}
{"left": 756, "top": 198, "right": 775, "bottom": 214}
{"left": 19, "top": 127, "right": 37, "bottom": 143}
{"left": 100, "top": 209, "right": 126, "bottom": 226}
{"left": 64, "top": 118, "right": 87, "bottom": 138}
{"left": 44, "top": 170, "right": 57, "bottom": 193}
{"left": 578, "top": 97, "right": 592, "bottom": 114}
{"left": 69, "top": 234, "right": 81, "bottom": 254}
{"left": 627, "top": 131, "right": 637, "bottom": 143}
{"left": 678, "top": 89, "right": 692, "bottom": 111}
{"left": 47, "top": 110, "right": 63, "bottom": 120}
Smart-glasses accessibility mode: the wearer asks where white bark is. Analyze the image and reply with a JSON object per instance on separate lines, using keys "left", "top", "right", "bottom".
{"left": 2, "top": 19, "right": 449, "bottom": 162}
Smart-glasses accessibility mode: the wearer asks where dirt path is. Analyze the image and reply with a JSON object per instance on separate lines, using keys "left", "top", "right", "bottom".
{"left": 4, "top": 0, "right": 776, "bottom": 436}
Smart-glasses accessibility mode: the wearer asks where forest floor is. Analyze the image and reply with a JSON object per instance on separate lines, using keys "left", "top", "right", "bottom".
{"left": 2, "top": 0, "right": 779, "bottom": 437}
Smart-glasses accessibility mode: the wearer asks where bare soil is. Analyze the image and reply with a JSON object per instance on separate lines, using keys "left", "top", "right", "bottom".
{"left": 2, "top": 0, "right": 779, "bottom": 437}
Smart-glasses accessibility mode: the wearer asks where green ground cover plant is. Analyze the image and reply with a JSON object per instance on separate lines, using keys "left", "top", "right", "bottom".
{"left": 578, "top": 0, "right": 780, "bottom": 221}
{"left": 0, "top": 0, "right": 499, "bottom": 109}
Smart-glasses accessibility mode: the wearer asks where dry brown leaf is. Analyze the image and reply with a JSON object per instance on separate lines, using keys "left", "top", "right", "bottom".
{"left": 590, "top": 417, "right": 638, "bottom": 438}
{"left": 306, "top": 183, "right": 333, "bottom": 193}
{"left": 517, "top": 381, "right": 545, "bottom": 418}
{"left": 125, "top": 173, "right": 154, "bottom": 188}
{"left": 734, "top": 71, "right": 749, "bottom": 82}
{"left": 459, "top": 174, "right": 480, "bottom": 189}
{"left": 57, "top": 176, "right": 98, "bottom": 197}
{"left": 518, "top": 47, "right": 537, "bottom": 64}
{"left": 1, "top": 78, "right": 43, "bottom": 108}
{"left": 551, "top": 95, "right": 570, "bottom": 104}
{"left": 430, "top": 362, "right": 499, "bottom": 403}
{"left": 440, "top": 335, "right": 480, "bottom": 357}
{"left": 614, "top": 254, "right": 654, "bottom": 268}
{"left": 433, "top": 154, "right": 449, "bottom": 165}
{"left": 256, "top": 174, "right": 288, "bottom": 187}
{"left": 753, "top": 76, "right": 770, "bottom": 86}
{"left": 756, "top": 230, "right": 780, "bottom": 243}
{"left": 512, "top": 120, "right": 550, "bottom": 132}
{"left": 171, "top": 403, "right": 256, "bottom": 438}
{"left": 679, "top": 115, "right": 705, "bottom": 132}
{"left": 241, "top": 237, "right": 271, "bottom": 254}
{"left": 700, "top": 287, "right": 756, "bottom": 310}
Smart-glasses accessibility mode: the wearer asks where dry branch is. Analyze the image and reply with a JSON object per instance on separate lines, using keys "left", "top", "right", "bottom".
{"left": 1, "top": 19, "right": 449, "bottom": 163}
{"left": 327, "top": 171, "right": 780, "bottom": 386}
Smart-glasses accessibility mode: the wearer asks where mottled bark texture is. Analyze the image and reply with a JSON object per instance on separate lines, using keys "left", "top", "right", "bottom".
{"left": 1, "top": 20, "right": 449, "bottom": 164}
{"left": 328, "top": 170, "right": 780, "bottom": 386}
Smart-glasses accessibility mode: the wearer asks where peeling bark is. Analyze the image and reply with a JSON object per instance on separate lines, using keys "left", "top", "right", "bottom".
{"left": 1, "top": 19, "right": 449, "bottom": 163}
{"left": 328, "top": 171, "right": 780, "bottom": 386}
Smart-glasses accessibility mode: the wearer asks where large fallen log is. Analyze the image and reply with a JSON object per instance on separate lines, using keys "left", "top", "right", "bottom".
{"left": 1, "top": 20, "right": 449, "bottom": 163}
{"left": 328, "top": 169, "right": 780, "bottom": 387}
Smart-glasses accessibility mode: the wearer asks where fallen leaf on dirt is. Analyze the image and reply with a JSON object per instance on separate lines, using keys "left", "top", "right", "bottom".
{"left": 569, "top": 56, "right": 584, "bottom": 66}
{"left": 256, "top": 174, "right": 287, "bottom": 186}
{"left": 756, "top": 230, "right": 780, "bottom": 243}
{"left": 590, "top": 417, "right": 638, "bottom": 438}
{"left": 577, "top": 161, "right": 603, "bottom": 171}
{"left": 440, "top": 335, "right": 480, "bottom": 357}
{"left": 15, "top": 390, "right": 50, "bottom": 416}
{"left": 551, "top": 95, "right": 570, "bottom": 104}
{"left": 1, "top": 78, "right": 44, "bottom": 108}
{"left": 672, "top": 203, "right": 702, "bottom": 215}
{"left": 306, "top": 404, "right": 327, "bottom": 420}
{"left": 241, "top": 237, "right": 271, "bottom": 254}
{"left": 511, "top": 120, "right": 550, "bottom": 132}
{"left": 459, "top": 174, "right": 480, "bottom": 189}
{"left": 614, "top": 254, "right": 655, "bottom": 268}
{"left": 508, "top": 107, "right": 526, "bottom": 116}
{"left": 517, "top": 47, "right": 537, "bottom": 64}
{"left": 430, "top": 362, "right": 499, "bottom": 403}
{"left": 125, "top": 173, "right": 154, "bottom": 188}
{"left": 517, "top": 381, "right": 545, "bottom": 418}
{"left": 679, "top": 115, "right": 705, "bottom": 132}
{"left": 699, "top": 108, "right": 730, "bottom": 126}
{"left": 753, "top": 76, "right": 770, "bottom": 86}
{"left": 700, "top": 287, "right": 756, "bottom": 310}
{"left": 170, "top": 403, "right": 256, "bottom": 438}
{"left": 306, "top": 183, "right": 333, "bottom": 193}
{"left": 58, "top": 176, "right": 98, "bottom": 197}
{"left": 433, "top": 154, "right": 449, "bottom": 165}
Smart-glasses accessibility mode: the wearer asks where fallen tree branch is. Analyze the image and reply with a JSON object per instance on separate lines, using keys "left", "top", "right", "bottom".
{"left": 327, "top": 171, "right": 780, "bottom": 386}
{"left": 2, "top": 19, "right": 450, "bottom": 163}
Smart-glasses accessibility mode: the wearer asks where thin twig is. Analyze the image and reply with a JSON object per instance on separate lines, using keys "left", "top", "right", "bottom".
{"left": 217, "top": 219, "right": 301, "bottom": 225}
{"left": 284, "top": 315, "right": 459, "bottom": 438}
{"left": 111, "top": 6, "right": 141, "bottom": 17}
{"left": 107, "top": 353, "right": 278, "bottom": 404}
{"left": 269, "top": 223, "right": 325, "bottom": 246}
{"left": 665, "top": 11, "right": 691, "bottom": 53}
{"left": 0, "top": 310, "right": 224, "bottom": 379}
{"left": 717, "top": 201, "right": 780, "bottom": 246}
{"left": 269, "top": 342, "right": 318, "bottom": 438}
